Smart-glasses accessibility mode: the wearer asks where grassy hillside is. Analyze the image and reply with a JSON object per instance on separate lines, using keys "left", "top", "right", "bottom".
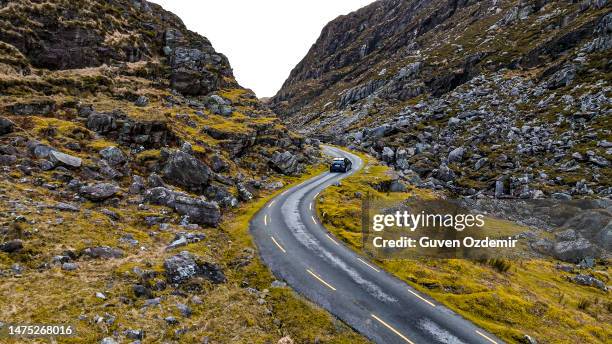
{"left": 317, "top": 150, "right": 611, "bottom": 343}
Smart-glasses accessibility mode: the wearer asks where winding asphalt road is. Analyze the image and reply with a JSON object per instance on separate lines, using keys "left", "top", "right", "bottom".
{"left": 250, "top": 145, "right": 504, "bottom": 344}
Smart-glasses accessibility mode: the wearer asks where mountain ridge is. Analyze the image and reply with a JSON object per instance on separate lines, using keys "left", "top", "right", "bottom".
{"left": 271, "top": 0, "right": 611, "bottom": 199}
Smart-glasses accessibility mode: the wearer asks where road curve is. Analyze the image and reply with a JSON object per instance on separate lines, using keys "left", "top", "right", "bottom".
{"left": 250, "top": 145, "right": 504, "bottom": 344}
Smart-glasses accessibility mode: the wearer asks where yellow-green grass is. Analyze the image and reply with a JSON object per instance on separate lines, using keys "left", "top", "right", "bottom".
{"left": 317, "top": 149, "right": 611, "bottom": 344}
{"left": 0, "top": 163, "right": 368, "bottom": 343}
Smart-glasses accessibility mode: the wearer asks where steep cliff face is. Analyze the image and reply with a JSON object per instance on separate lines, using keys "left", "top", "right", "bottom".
{"left": 0, "top": 0, "right": 235, "bottom": 94}
{"left": 273, "top": 0, "right": 611, "bottom": 199}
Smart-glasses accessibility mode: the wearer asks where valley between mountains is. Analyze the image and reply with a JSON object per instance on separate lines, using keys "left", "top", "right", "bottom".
{"left": 0, "top": 0, "right": 610, "bottom": 343}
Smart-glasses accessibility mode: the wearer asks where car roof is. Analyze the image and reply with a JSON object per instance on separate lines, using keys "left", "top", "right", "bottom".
{"left": 332, "top": 157, "right": 345, "bottom": 161}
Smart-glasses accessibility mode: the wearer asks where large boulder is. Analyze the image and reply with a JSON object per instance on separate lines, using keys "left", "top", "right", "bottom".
{"left": 563, "top": 210, "right": 611, "bottom": 247}
{"left": 553, "top": 238, "right": 599, "bottom": 263}
{"left": 87, "top": 112, "right": 117, "bottom": 134}
{"left": 381, "top": 147, "right": 395, "bottom": 163}
{"left": 270, "top": 151, "right": 300, "bottom": 175}
{"left": 99, "top": 146, "right": 127, "bottom": 166}
{"left": 144, "top": 187, "right": 221, "bottom": 227}
{"left": 174, "top": 195, "right": 221, "bottom": 227}
{"left": 546, "top": 64, "right": 576, "bottom": 89}
{"left": 571, "top": 274, "right": 607, "bottom": 291}
{"left": 27, "top": 141, "right": 53, "bottom": 159}
{"left": 82, "top": 246, "right": 124, "bottom": 259}
{"left": 204, "top": 184, "right": 238, "bottom": 208}
{"left": 164, "top": 251, "right": 226, "bottom": 284}
{"left": 0, "top": 240, "right": 23, "bottom": 253}
{"left": 79, "top": 183, "right": 119, "bottom": 201}
{"left": 7, "top": 99, "right": 55, "bottom": 115}
{"left": 0, "top": 117, "right": 14, "bottom": 135}
{"left": 434, "top": 164, "right": 456, "bottom": 182}
{"left": 210, "top": 154, "right": 228, "bottom": 172}
{"left": 162, "top": 151, "right": 211, "bottom": 193}
{"left": 144, "top": 187, "right": 177, "bottom": 207}
{"left": 49, "top": 150, "right": 82, "bottom": 168}
{"left": 448, "top": 147, "right": 466, "bottom": 163}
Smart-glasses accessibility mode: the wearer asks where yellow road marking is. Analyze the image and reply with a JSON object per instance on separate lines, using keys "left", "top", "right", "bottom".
{"left": 270, "top": 236, "right": 286, "bottom": 253}
{"left": 306, "top": 269, "right": 336, "bottom": 291}
{"left": 371, "top": 314, "right": 414, "bottom": 344}
{"left": 311, "top": 215, "right": 317, "bottom": 224}
{"left": 267, "top": 200, "right": 275, "bottom": 208}
{"left": 407, "top": 289, "right": 435, "bottom": 307}
{"left": 475, "top": 330, "right": 497, "bottom": 344}
{"left": 357, "top": 258, "right": 380, "bottom": 272}
{"left": 326, "top": 234, "right": 340, "bottom": 245}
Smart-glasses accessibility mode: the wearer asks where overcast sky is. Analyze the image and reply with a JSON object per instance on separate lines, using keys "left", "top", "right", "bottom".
{"left": 150, "top": 0, "right": 376, "bottom": 98}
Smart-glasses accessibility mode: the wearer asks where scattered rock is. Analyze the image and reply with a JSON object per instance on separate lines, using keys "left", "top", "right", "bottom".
{"left": 0, "top": 155, "right": 17, "bottom": 166}
{"left": 448, "top": 147, "right": 466, "bottom": 163}
{"left": 133, "top": 284, "right": 153, "bottom": 299}
{"left": 0, "top": 240, "right": 23, "bottom": 253}
{"left": 0, "top": 117, "right": 14, "bottom": 135}
{"left": 278, "top": 336, "right": 295, "bottom": 344}
{"left": 523, "top": 335, "right": 538, "bottom": 344}
{"left": 435, "top": 164, "right": 456, "bottom": 182}
{"left": 87, "top": 112, "right": 117, "bottom": 134}
{"left": 27, "top": 141, "right": 53, "bottom": 159}
{"left": 162, "top": 150, "right": 211, "bottom": 193}
{"left": 99, "top": 146, "right": 127, "bottom": 166}
{"left": 165, "top": 316, "right": 178, "bottom": 325}
{"left": 54, "top": 202, "right": 80, "bottom": 212}
{"left": 546, "top": 64, "right": 576, "bottom": 89}
{"left": 237, "top": 183, "right": 253, "bottom": 201}
{"left": 271, "top": 280, "right": 287, "bottom": 288}
{"left": 82, "top": 246, "right": 124, "bottom": 259}
{"left": 176, "top": 303, "right": 192, "bottom": 317}
{"left": 571, "top": 274, "right": 607, "bottom": 291}
{"left": 48, "top": 150, "right": 82, "bottom": 168}
{"left": 381, "top": 146, "right": 395, "bottom": 162}
{"left": 210, "top": 154, "right": 228, "bottom": 172}
{"left": 123, "top": 329, "right": 143, "bottom": 340}
{"left": 164, "top": 251, "right": 226, "bottom": 284}
{"left": 62, "top": 262, "right": 78, "bottom": 271}
{"left": 148, "top": 173, "right": 165, "bottom": 188}
{"left": 270, "top": 151, "right": 300, "bottom": 175}
{"left": 79, "top": 183, "right": 119, "bottom": 201}
{"left": 553, "top": 238, "right": 598, "bottom": 263}
{"left": 134, "top": 95, "right": 149, "bottom": 107}
{"left": 129, "top": 175, "right": 145, "bottom": 194}
{"left": 7, "top": 99, "right": 55, "bottom": 115}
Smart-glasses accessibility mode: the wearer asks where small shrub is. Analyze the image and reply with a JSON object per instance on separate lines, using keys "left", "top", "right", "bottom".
{"left": 577, "top": 298, "right": 591, "bottom": 310}
{"left": 489, "top": 258, "right": 512, "bottom": 273}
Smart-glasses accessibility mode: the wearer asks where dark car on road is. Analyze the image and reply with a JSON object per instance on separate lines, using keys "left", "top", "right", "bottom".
{"left": 330, "top": 157, "right": 352, "bottom": 172}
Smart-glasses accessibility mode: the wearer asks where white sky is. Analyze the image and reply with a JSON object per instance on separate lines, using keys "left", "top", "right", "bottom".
{"left": 149, "top": 0, "right": 376, "bottom": 98}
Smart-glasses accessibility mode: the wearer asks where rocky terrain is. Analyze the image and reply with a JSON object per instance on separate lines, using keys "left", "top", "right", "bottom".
{"left": 272, "top": 0, "right": 611, "bottom": 200}
{"left": 0, "top": 1, "right": 371, "bottom": 343}
{"left": 271, "top": 1, "right": 611, "bottom": 341}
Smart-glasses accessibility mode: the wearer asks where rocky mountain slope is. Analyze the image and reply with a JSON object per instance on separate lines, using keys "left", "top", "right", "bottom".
{"left": 272, "top": 0, "right": 611, "bottom": 200}
{"left": 0, "top": 1, "right": 372, "bottom": 343}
